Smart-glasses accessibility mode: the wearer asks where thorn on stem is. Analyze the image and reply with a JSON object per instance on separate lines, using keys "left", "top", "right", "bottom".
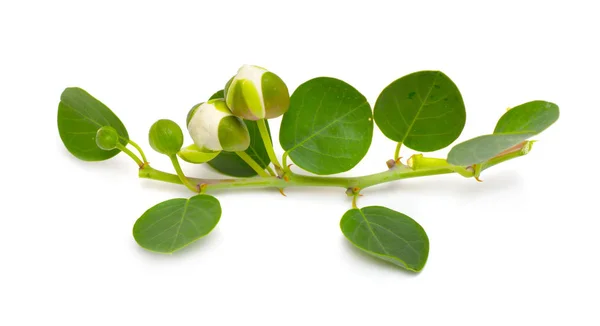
{"left": 278, "top": 188, "right": 287, "bottom": 197}
{"left": 197, "top": 183, "right": 208, "bottom": 193}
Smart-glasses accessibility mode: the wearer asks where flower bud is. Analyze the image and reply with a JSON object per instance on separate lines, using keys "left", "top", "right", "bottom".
{"left": 148, "top": 119, "right": 184, "bottom": 156}
{"left": 95, "top": 126, "right": 119, "bottom": 150}
{"left": 187, "top": 99, "right": 250, "bottom": 152}
{"left": 224, "top": 64, "right": 290, "bottom": 120}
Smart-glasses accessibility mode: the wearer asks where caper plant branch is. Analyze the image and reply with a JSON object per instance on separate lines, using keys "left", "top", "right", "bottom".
{"left": 168, "top": 154, "right": 199, "bottom": 192}
{"left": 115, "top": 143, "right": 144, "bottom": 168}
{"left": 394, "top": 143, "right": 403, "bottom": 162}
{"left": 234, "top": 151, "right": 271, "bottom": 177}
{"left": 134, "top": 140, "right": 534, "bottom": 195}
{"left": 256, "top": 119, "right": 283, "bottom": 174}
{"left": 128, "top": 139, "right": 148, "bottom": 164}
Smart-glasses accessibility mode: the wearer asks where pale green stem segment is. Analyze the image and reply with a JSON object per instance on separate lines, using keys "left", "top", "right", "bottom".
{"left": 128, "top": 139, "right": 148, "bottom": 163}
{"left": 394, "top": 143, "right": 402, "bottom": 161}
{"left": 168, "top": 155, "right": 199, "bottom": 193}
{"left": 265, "top": 165, "right": 276, "bottom": 176}
{"left": 257, "top": 119, "right": 282, "bottom": 172}
{"left": 352, "top": 194, "right": 359, "bottom": 208}
{"left": 139, "top": 141, "right": 534, "bottom": 194}
{"left": 116, "top": 143, "right": 144, "bottom": 168}
{"left": 235, "top": 151, "right": 271, "bottom": 177}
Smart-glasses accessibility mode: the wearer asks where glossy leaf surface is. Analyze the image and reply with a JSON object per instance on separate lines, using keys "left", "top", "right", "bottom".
{"left": 447, "top": 101, "right": 558, "bottom": 165}
{"left": 57, "top": 87, "right": 129, "bottom": 161}
{"left": 340, "top": 206, "right": 429, "bottom": 272}
{"left": 279, "top": 77, "right": 373, "bottom": 175}
{"left": 133, "top": 194, "right": 221, "bottom": 253}
{"left": 374, "top": 71, "right": 466, "bottom": 151}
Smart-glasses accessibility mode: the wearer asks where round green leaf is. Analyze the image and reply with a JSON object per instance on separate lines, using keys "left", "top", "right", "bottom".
{"left": 279, "top": 77, "right": 373, "bottom": 175}
{"left": 57, "top": 87, "right": 129, "bottom": 161}
{"left": 373, "top": 71, "right": 466, "bottom": 152}
{"left": 447, "top": 101, "right": 559, "bottom": 166}
{"left": 340, "top": 206, "right": 429, "bottom": 272}
{"left": 133, "top": 194, "right": 221, "bottom": 253}
{"left": 208, "top": 119, "right": 271, "bottom": 177}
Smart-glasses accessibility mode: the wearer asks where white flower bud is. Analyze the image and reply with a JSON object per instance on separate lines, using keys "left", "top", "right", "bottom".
{"left": 224, "top": 64, "right": 290, "bottom": 120}
{"left": 187, "top": 99, "right": 250, "bottom": 152}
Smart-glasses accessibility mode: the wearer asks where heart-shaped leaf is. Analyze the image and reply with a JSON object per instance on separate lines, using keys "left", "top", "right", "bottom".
{"left": 340, "top": 206, "right": 429, "bottom": 272}
{"left": 133, "top": 194, "right": 221, "bottom": 253}
{"left": 447, "top": 101, "right": 559, "bottom": 166}
{"left": 374, "top": 71, "right": 466, "bottom": 152}
{"left": 279, "top": 77, "right": 373, "bottom": 175}
{"left": 57, "top": 87, "right": 129, "bottom": 161}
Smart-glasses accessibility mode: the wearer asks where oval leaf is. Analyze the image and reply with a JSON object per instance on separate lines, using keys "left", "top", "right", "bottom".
{"left": 57, "top": 87, "right": 129, "bottom": 161}
{"left": 279, "top": 77, "right": 373, "bottom": 175}
{"left": 133, "top": 194, "right": 221, "bottom": 253}
{"left": 340, "top": 206, "right": 429, "bottom": 272}
{"left": 447, "top": 101, "right": 559, "bottom": 166}
{"left": 374, "top": 71, "right": 466, "bottom": 152}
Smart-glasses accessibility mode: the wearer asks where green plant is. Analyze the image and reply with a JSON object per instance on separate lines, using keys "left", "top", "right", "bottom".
{"left": 57, "top": 66, "right": 559, "bottom": 272}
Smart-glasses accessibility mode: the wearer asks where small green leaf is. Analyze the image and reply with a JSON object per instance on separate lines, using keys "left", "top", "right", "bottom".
{"left": 209, "top": 90, "right": 225, "bottom": 100}
{"left": 57, "top": 87, "right": 129, "bottom": 161}
{"left": 447, "top": 101, "right": 559, "bottom": 166}
{"left": 374, "top": 71, "right": 466, "bottom": 152}
{"left": 279, "top": 77, "right": 373, "bottom": 175}
{"left": 340, "top": 206, "right": 429, "bottom": 272}
{"left": 133, "top": 194, "right": 221, "bottom": 253}
{"left": 178, "top": 144, "right": 220, "bottom": 164}
{"left": 208, "top": 118, "right": 271, "bottom": 177}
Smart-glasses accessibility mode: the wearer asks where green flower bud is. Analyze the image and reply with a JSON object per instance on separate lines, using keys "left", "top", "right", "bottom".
{"left": 224, "top": 64, "right": 290, "bottom": 120}
{"left": 95, "top": 126, "right": 119, "bottom": 150}
{"left": 148, "top": 119, "right": 184, "bottom": 156}
{"left": 177, "top": 144, "right": 220, "bottom": 164}
{"left": 187, "top": 99, "right": 250, "bottom": 152}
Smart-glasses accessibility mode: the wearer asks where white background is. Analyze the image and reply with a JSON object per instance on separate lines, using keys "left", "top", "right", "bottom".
{"left": 1, "top": 1, "right": 599, "bottom": 325}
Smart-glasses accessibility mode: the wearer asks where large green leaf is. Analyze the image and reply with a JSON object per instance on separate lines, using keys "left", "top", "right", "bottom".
{"left": 374, "top": 71, "right": 466, "bottom": 152}
{"left": 133, "top": 194, "right": 221, "bottom": 253}
{"left": 340, "top": 206, "right": 429, "bottom": 272}
{"left": 203, "top": 89, "right": 272, "bottom": 177}
{"left": 447, "top": 101, "right": 559, "bottom": 166}
{"left": 57, "top": 87, "right": 129, "bottom": 161}
{"left": 279, "top": 77, "right": 373, "bottom": 175}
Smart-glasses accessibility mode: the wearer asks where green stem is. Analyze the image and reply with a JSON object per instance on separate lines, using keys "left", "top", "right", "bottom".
{"left": 265, "top": 165, "right": 276, "bottom": 176}
{"left": 235, "top": 151, "right": 270, "bottom": 177}
{"left": 169, "top": 155, "right": 199, "bottom": 193}
{"left": 394, "top": 143, "right": 402, "bottom": 161}
{"left": 257, "top": 119, "right": 282, "bottom": 171}
{"left": 128, "top": 140, "right": 148, "bottom": 163}
{"left": 138, "top": 142, "right": 534, "bottom": 194}
{"left": 116, "top": 143, "right": 144, "bottom": 168}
